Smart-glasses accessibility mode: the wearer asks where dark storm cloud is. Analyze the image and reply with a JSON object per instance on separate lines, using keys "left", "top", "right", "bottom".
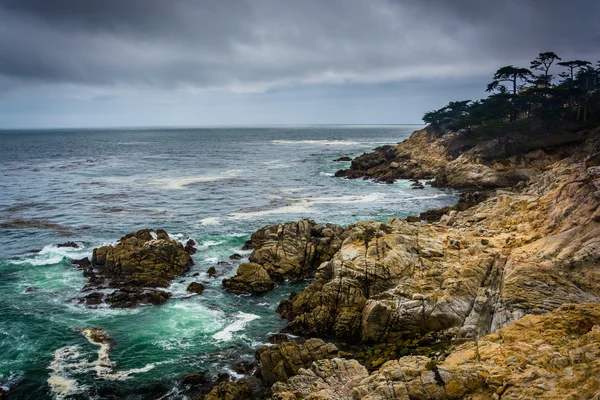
{"left": 0, "top": 0, "right": 598, "bottom": 92}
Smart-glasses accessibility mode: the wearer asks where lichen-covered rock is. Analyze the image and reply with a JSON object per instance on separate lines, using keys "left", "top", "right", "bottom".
{"left": 257, "top": 338, "right": 339, "bottom": 386}
{"left": 271, "top": 358, "right": 369, "bottom": 400}
{"left": 202, "top": 378, "right": 254, "bottom": 400}
{"left": 223, "top": 219, "right": 348, "bottom": 294}
{"left": 85, "top": 229, "right": 194, "bottom": 307}
{"left": 272, "top": 303, "right": 600, "bottom": 400}
{"left": 281, "top": 156, "right": 600, "bottom": 344}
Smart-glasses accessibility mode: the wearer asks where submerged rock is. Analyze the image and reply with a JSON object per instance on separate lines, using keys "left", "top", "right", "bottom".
{"left": 187, "top": 282, "right": 205, "bottom": 295}
{"left": 83, "top": 229, "right": 193, "bottom": 307}
{"left": 57, "top": 241, "right": 79, "bottom": 248}
{"left": 334, "top": 156, "right": 352, "bottom": 162}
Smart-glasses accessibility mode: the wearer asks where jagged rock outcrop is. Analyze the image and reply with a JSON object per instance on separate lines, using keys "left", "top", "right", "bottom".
{"left": 222, "top": 262, "right": 275, "bottom": 294}
{"left": 272, "top": 303, "right": 600, "bottom": 400}
{"left": 223, "top": 219, "right": 349, "bottom": 294}
{"left": 257, "top": 338, "right": 339, "bottom": 386}
{"left": 335, "top": 127, "right": 587, "bottom": 188}
{"left": 279, "top": 154, "right": 600, "bottom": 345}
{"left": 271, "top": 358, "right": 369, "bottom": 400}
{"left": 82, "top": 229, "right": 194, "bottom": 307}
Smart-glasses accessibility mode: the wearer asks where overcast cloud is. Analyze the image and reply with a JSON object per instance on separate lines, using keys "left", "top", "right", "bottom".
{"left": 0, "top": 0, "right": 598, "bottom": 128}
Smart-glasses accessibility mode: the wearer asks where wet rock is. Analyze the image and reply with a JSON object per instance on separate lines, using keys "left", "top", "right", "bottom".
{"left": 182, "top": 373, "right": 210, "bottom": 386}
{"left": 57, "top": 241, "right": 79, "bottom": 248}
{"left": 334, "top": 156, "right": 352, "bottom": 162}
{"left": 25, "top": 286, "right": 35, "bottom": 293}
{"left": 229, "top": 253, "right": 243, "bottom": 260}
{"left": 185, "top": 239, "right": 197, "bottom": 255}
{"left": 71, "top": 257, "right": 90, "bottom": 269}
{"left": 187, "top": 282, "right": 205, "bottom": 295}
{"left": 257, "top": 338, "right": 339, "bottom": 386}
{"left": 85, "top": 292, "right": 105, "bottom": 305}
{"left": 207, "top": 266, "right": 217, "bottom": 278}
{"left": 222, "top": 262, "right": 274, "bottom": 295}
{"left": 105, "top": 289, "right": 172, "bottom": 308}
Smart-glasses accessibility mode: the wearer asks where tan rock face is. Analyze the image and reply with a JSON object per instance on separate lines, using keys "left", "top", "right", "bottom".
{"left": 271, "top": 303, "right": 600, "bottom": 400}
{"left": 257, "top": 338, "right": 339, "bottom": 386}
{"left": 223, "top": 219, "right": 348, "bottom": 294}
{"left": 280, "top": 157, "right": 600, "bottom": 345}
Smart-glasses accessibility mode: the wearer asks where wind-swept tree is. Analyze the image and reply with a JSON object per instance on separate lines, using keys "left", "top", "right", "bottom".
{"left": 423, "top": 100, "right": 472, "bottom": 131}
{"left": 558, "top": 60, "right": 592, "bottom": 81}
{"left": 530, "top": 52, "right": 561, "bottom": 86}
{"left": 488, "top": 65, "right": 532, "bottom": 95}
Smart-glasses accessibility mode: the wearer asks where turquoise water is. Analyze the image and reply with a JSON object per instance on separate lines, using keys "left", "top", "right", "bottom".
{"left": 0, "top": 126, "right": 457, "bottom": 398}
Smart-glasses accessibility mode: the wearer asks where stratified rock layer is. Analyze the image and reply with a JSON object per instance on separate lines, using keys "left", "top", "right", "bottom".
{"left": 223, "top": 219, "right": 348, "bottom": 294}
{"left": 272, "top": 303, "right": 600, "bottom": 400}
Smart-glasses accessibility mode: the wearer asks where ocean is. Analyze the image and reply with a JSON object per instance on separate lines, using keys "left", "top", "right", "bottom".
{"left": 0, "top": 126, "right": 457, "bottom": 398}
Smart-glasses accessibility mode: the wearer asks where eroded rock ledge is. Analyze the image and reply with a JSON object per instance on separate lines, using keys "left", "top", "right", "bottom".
{"left": 77, "top": 229, "right": 195, "bottom": 307}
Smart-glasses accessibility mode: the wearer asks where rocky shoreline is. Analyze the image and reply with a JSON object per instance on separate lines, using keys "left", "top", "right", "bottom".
{"left": 190, "top": 125, "right": 600, "bottom": 399}
{"left": 36, "top": 125, "right": 600, "bottom": 399}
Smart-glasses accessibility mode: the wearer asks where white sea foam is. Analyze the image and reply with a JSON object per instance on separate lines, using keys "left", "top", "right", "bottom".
{"left": 212, "top": 312, "right": 260, "bottom": 342}
{"left": 228, "top": 193, "right": 381, "bottom": 220}
{"left": 150, "top": 231, "right": 158, "bottom": 240}
{"left": 228, "top": 202, "right": 311, "bottom": 220}
{"left": 151, "top": 170, "right": 240, "bottom": 190}
{"left": 199, "top": 217, "right": 221, "bottom": 225}
{"left": 9, "top": 244, "right": 89, "bottom": 266}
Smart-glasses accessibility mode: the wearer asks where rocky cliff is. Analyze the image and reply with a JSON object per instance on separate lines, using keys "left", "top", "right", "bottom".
{"left": 335, "top": 127, "right": 594, "bottom": 188}
{"left": 209, "top": 126, "right": 600, "bottom": 399}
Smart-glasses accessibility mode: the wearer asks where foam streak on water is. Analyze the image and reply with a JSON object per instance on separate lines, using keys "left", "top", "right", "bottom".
{"left": 0, "top": 125, "right": 457, "bottom": 398}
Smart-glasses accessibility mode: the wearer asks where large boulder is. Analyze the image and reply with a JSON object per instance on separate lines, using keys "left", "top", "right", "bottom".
{"left": 223, "top": 219, "right": 348, "bottom": 294}
{"left": 85, "top": 229, "right": 194, "bottom": 307}
{"left": 256, "top": 338, "right": 339, "bottom": 386}
{"left": 222, "top": 262, "right": 275, "bottom": 295}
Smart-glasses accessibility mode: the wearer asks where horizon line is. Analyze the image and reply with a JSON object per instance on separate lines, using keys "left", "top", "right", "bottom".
{"left": 0, "top": 123, "right": 425, "bottom": 132}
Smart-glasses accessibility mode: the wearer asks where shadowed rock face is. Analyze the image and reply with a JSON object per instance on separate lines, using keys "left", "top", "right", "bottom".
{"left": 272, "top": 303, "right": 600, "bottom": 400}
{"left": 279, "top": 155, "right": 600, "bottom": 345}
{"left": 223, "top": 219, "right": 349, "bottom": 294}
{"left": 83, "top": 229, "right": 194, "bottom": 307}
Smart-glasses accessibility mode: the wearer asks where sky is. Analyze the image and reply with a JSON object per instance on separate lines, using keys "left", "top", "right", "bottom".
{"left": 0, "top": 0, "right": 598, "bottom": 128}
